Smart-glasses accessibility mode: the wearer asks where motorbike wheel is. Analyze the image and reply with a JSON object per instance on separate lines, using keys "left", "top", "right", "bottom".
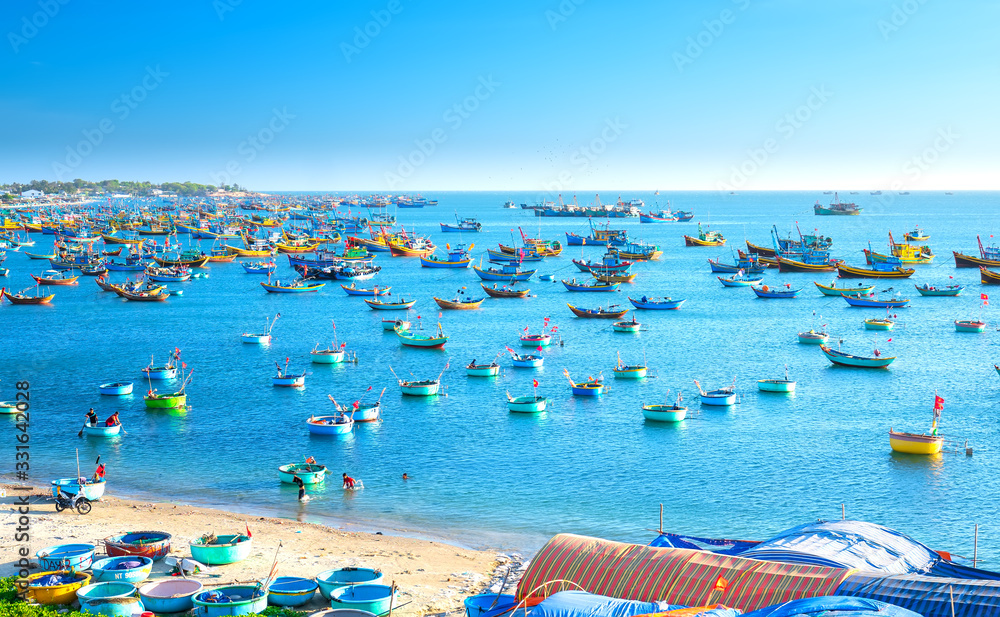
{"left": 55, "top": 501, "right": 65, "bottom": 512}
{"left": 76, "top": 499, "right": 92, "bottom": 515}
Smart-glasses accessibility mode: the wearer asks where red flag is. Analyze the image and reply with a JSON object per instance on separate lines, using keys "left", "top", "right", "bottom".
{"left": 286, "top": 357, "right": 289, "bottom": 363}
{"left": 353, "top": 400, "right": 360, "bottom": 409}
{"left": 181, "top": 362, "right": 187, "bottom": 368}
{"left": 367, "top": 386, "right": 372, "bottom": 391}
{"left": 886, "top": 338, "right": 893, "bottom": 342}
{"left": 982, "top": 293, "right": 989, "bottom": 300}
{"left": 438, "top": 311, "right": 442, "bottom": 318}
{"left": 934, "top": 395, "right": 945, "bottom": 410}
{"left": 246, "top": 523, "right": 252, "bottom": 538}
{"left": 532, "top": 379, "right": 539, "bottom": 388}
{"left": 551, "top": 326, "right": 558, "bottom": 332}
{"left": 537, "top": 346, "right": 543, "bottom": 352}
{"left": 714, "top": 576, "right": 729, "bottom": 592}
{"left": 340, "top": 342, "right": 346, "bottom": 348}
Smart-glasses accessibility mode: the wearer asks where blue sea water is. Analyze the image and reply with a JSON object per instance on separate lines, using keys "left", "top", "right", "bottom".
{"left": 4, "top": 190, "right": 1000, "bottom": 560}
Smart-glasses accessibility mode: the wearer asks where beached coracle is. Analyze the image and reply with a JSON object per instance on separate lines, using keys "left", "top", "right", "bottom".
{"left": 189, "top": 534, "right": 252, "bottom": 565}
{"left": 331, "top": 584, "right": 398, "bottom": 615}
{"left": 36, "top": 543, "right": 96, "bottom": 570}
{"left": 24, "top": 571, "right": 92, "bottom": 605}
{"left": 88, "top": 556, "right": 154, "bottom": 584}
{"left": 267, "top": 577, "right": 318, "bottom": 607}
{"left": 76, "top": 581, "right": 144, "bottom": 617}
{"left": 316, "top": 567, "right": 385, "bottom": 599}
{"left": 139, "top": 579, "right": 204, "bottom": 614}
{"left": 192, "top": 585, "right": 267, "bottom": 616}
{"left": 104, "top": 531, "right": 172, "bottom": 561}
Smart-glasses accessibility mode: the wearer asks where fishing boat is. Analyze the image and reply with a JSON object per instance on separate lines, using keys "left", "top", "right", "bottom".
{"left": 798, "top": 319, "right": 829, "bottom": 343}
{"left": 82, "top": 422, "right": 121, "bottom": 437}
{"left": 481, "top": 283, "right": 529, "bottom": 298}
{"left": 1, "top": 286, "right": 55, "bottom": 304}
{"left": 391, "top": 364, "right": 447, "bottom": 395}
{"left": 814, "top": 192, "right": 862, "bottom": 215}
{"left": 905, "top": 226, "right": 930, "bottom": 241}
{"left": 152, "top": 250, "right": 209, "bottom": 268}
{"left": 278, "top": 463, "right": 327, "bottom": 484}
{"left": 694, "top": 380, "right": 736, "bottom": 406}
{"left": 593, "top": 271, "right": 638, "bottom": 284}
{"left": 564, "top": 370, "right": 604, "bottom": 396}
{"left": 820, "top": 344, "right": 895, "bottom": 368}
{"left": 434, "top": 288, "right": 485, "bottom": 309}
{"left": 51, "top": 478, "right": 106, "bottom": 501}
{"left": 718, "top": 273, "right": 763, "bottom": 287}
{"left": 955, "top": 319, "right": 986, "bottom": 332}
{"left": 981, "top": 267, "right": 1000, "bottom": 285}
{"left": 31, "top": 270, "right": 79, "bottom": 285}
{"left": 466, "top": 361, "right": 500, "bottom": 376}
{"left": 260, "top": 279, "right": 325, "bottom": 293}
{"left": 440, "top": 216, "right": 482, "bottom": 232}
{"left": 745, "top": 241, "right": 777, "bottom": 258}
{"left": 341, "top": 283, "right": 391, "bottom": 296}
{"left": 613, "top": 355, "right": 647, "bottom": 379}
{"left": 507, "top": 393, "right": 547, "bottom": 413}
{"left": 814, "top": 281, "right": 876, "bottom": 297}
{"left": 395, "top": 322, "right": 448, "bottom": 348}
{"left": 568, "top": 303, "right": 628, "bottom": 318}
{"left": 889, "top": 395, "right": 945, "bottom": 454}
{"left": 381, "top": 318, "right": 410, "bottom": 331}
{"left": 98, "top": 382, "right": 133, "bottom": 396}
{"left": 914, "top": 283, "right": 964, "bottom": 296}
{"left": 842, "top": 293, "right": 909, "bottom": 308}
{"left": 25, "top": 250, "right": 58, "bottom": 260}
{"left": 242, "top": 313, "right": 279, "bottom": 344}
{"left": 751, "top": 284, "right": 801, "bottom": 298}
{"left": 572, "top": 252, "right": 632, "bottom": 274}
{"left": 104, "top": 257, "right": 146, "bottom": 271}
{"left": 628, "top": 296, "right": 685, "bottom": 310}
{"left": 489, "top": 247, "right": 543, "bottom": 263}
{"left": 954, "top": 236, "right": 1000, "bottom": 268}
{"left": 708, "top": 255, "right": 767, "bottom": 274}
{"left": 758, "top": 366, "right": 796, "bottom": 392}
{"left": 145, "top": 266, "right": 192, "bottom": 282}
{"left": 539, "top": 274, "right": 555, "bottom": 281}
{"left": 473, "top": 263, "right": 536, "bottom": 282}
{"left": 864, "top": 317, "right": 895, "bottom": 331}
{"left": 118, "top": 288, "right": 169, "bottom": 302}
{"left": 776, "top": 255, "right": 840, "bottom": 273}
{"left": 642, "top": 397, "right": 687, "bottom": 422}
{"left": 509, "top": 350, "right": 544, "bottom": 368}
{"left": 684, "top": 223, "right": 725, "bottom": 246}
{"left": 307, "top": 413, "right": 355, "bottom": 435}
{"left": 104, "top": 532, "right": 172, "bottom": 561}
{"left": 144, "top": 389, "right": 186, "bottom": 409}
{"left": 420, "top": 243, "right": 474, "bottom": 268}
{"left": 241, "top": 260, "right": 277, "bottom": 273}
{"left": 565, "top": 232, "right": 589, "bottom": 245}
{"left": 189, "top": 534, "right": 252, "bottom": 566}
{"left": 562, "top": 278, "right": 620, "bottom": 292}
{"left": 612, "top": 316, "right": 641, "bottom": 332}
{"left": 365, "top": 296, "right": 416, "bottom": 310}
{"left": 273, "top": 360, "right": 306, "bottom": 387}
{"left": 837, "top": 261, "right": 915, "bottom": 279}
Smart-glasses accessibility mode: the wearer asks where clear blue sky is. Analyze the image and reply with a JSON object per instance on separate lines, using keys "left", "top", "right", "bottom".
{"left": 3, "top": 0, "right": 997, "bottom": 191}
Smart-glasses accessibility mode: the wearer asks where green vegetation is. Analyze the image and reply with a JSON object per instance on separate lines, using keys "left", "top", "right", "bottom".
{"left": 0, "top": 179, "right": 246, "bottom": 197}
{"left": 0, "top": 577, "right": 306, "bottom": 617}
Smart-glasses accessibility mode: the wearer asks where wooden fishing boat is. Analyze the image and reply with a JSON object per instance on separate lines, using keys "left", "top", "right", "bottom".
{"left": 226, "top": 244, "right": 276, "bottom": 257}
{"left": 751, "top": 284, "right": 801, "bottom": 298}
{"left": 565, "top": 232, "right": 589, "bottom": 245}
{"left": 307, "top": 414, "right": 355, "bottom": 435}
{"left": 189, "top": 534, "right": 252, "bottom": 566}
{"left": 440, "top": 216, "right": 482, "bottom": 232}
{"left": 145, "top": 266, "right": 191, "bottom": 282}
{"left": 642, "top": 402, "right": 687, "bottom": 422}
{"left": 80, "top": 263, "right": 108, "bottom": 276}
{"left": 99, "top": 382, "right": 133, "bottom": 395}
{"left": 694, "top": 380, "right": 736, "bottom": 406}
{"left": 118, "top": 288, "right": 169, "bottom": 301}
{"left": 420, "top": 244, "right": 473, "bottom": 268}
{"left": 709, "top": 255, "right": 768, "bottom": 274}
{"left": 207, "top": 249, "right": 237, "bottom": 263}
{"left": 473, "top": 263, "right": 535, "bottom": 282}
{"left": 905, "top": 227, "right": 930, "bottom": 242}
{"left": 481, "top": 283, "right": 529, "bottom": 298}
{"left": 628, "top": 296, "right": 685, "bottom": 310}
{"left": 365, "top": 296, "right": 416, "bottom": 310}
{"left": 814, "top": 281, "right": 876, "bottom": 296}
{"left": 864, "top": 317, "right": 895, "bottom": 331}
{"left": 31, "top": 270, "right": 79, "bottom": 285}
{"left": 865, "top": 247, "right": 933, "bottom": 265}
{"left": 101, "top": 247, "right": 124, "bottom": 257}
{"left": 104, "top": 532, "right": 172, "bottom": 561}
{"left": 341, "top": 283, "right": 391, "bottom": 296}
{"left": 507, "top": 394, "right": 547, "bottom": 413}
{"left": 889, "top": 429, "right": 943, "bottom": 454}
{"left": 509, "top": 351, "right": 543, "bottom": 368}
{"left": 101, "top": 232, "right": 144, "bottom": 245}
{"left": 1, "top": 286, "right": 55, "bottom": 304}
{"left": 612, "top": 245, "right": 662, "bottom": 261}
{"left": 684, "top": 223, "right": 725, "bottom": 246}
{"left": 573, "top": 253, "right": 632, "bottom": 273}
{"left": 275, "top": 241, "right": 321, "bottom": 254}
{"left": 144, "top": 390, "right": 186, "bottom": 408}
{"left": 837, "top": 263, "right": 915, "bottom": 278}
{"left": 25, "top": 250, "right": 57, "bottom": 260}
{"left": 979, "top": 266, "right": 1000, "bottom": 284}
{"left": 395, "top": 323, "right": 448, "bottom": 348}
{"left": 820, "top": 344, "right": 895, "bottom": 368}
{"left": 241, "top": 260, "right": 277, "bottom": 273}
{"left": 914, "top": 283, "right": 964, "bottom": 296}
{"left": 612, "top": 316, "right": 641, "bottom": 332}
{"left": 776, "top": 255, "right": 839, "bottom": 272}
{"left": 594, "top": 271, "right": 638, "bottom": 284}
{"left": 718, "top": 273, "right": 763, "bottom": 287}
{"left": 490, "top": 248, "right": 543, "bottom": 263}
{"left": 758, "top": 366, "right": 796, "bottom": 392}
{"left": 152, "top": 253, "right": 209, "bottom": 268}
{"left": 745, "top": 240, "right": 776, "bottom": 257}
{"left": 842, "top": 294, "right": 909, "bottom": 308}
{"left": 278, "top": 463, "right": 327, "bottom": 484}
{"left": 466, "top": 362, "right": 500, "bottom": 377}
{"left": 105, "top": 258, "right": 146, "bottom": 271}
{"left": 955, "top": 319, "right": 986, "bottom": 333}
{"left": 260, "top": 280, "right": 325, "bottom": 293}
{"left": 562, "top": 278, "right": 620, "bottom": 292}
{"left": 434, "top": 290, "right": 485, "bottom": 309}
{"left": 568, "top": 303, "right": 628, "bottom": 318}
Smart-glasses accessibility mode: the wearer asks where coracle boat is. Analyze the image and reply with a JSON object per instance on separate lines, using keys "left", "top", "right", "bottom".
{"left": 758, "top": 366, "right": 796, "bottom": 393}
{"left": 36, "top": 543, "right": 96, "bottom": 570}
{"left": 466, "top": 361, "right": 500, "bottom": 377}
{"left": 562, "top": 278, "right": 620, "bottom": 292}
{"left": 316, "top": 568, "right": 385, "bottom": 600}
{"left": 612, "top": 360, "right": 647, "bottom": 379}
{"left": 613, "top": 316, "right": 641, "bottom": 332}
{"left": 954, "top": 236, "right": 1000, "bottom": 268}
{"left": 752, "top": 284, "right": 801, "bottom": 298}
{"left": 341, "top": 283, "right": 391, "bottom": 296}
{"left": 842, "top": 293, "right": 909, "bottom": 308}
{"left": 189, "top": 534, "right": 252, "bottom": 565}
{"left": 307, "top": 413, "right": 355, "bottom": 435}
{"left": 23, "top": 571, "right": 92, "bottom": 605}
{"left": 507, "top": 394, "right": 547, "bottom": 413}
{"left": 138, "top": 579, "right": 204, "bottom": 614}
{"left": 955, "top": 319, "right": 986, "bottom": 333}
{"left": 1, "top": 286, "right": 55, "bottom": 304}
{"left": 89, "top": 556, "right": 154, "bottom": 584}
{"left": 434, "top": 289, "right": 485, "bottom": 309}
{"left": 520, "top": 330, "right": 552, "bottom": 346}
{"left": 267, "top": 577, "right": 319, "bottom": 607}
{"left": 568, "top": 303, "right": 628, "bottom": 318}
{"left": 311, "top": 344, "right": 346, "bottom": 364}
{"left": 798, "top": 329, "right": 829, "bottom": 344}
{"left": 51, "top": 478, "right": 106, "bottom": 501}
{"left": 82, "top": 421, "right": 121, "bottom": 437}
{"left": 568, "top": 379, "right": 603, "bottom": 396}
{"left": 97, "top": 382, "right": 133, "bottom": 396}
{"left": 365, "top": 296, "right": 416, "bottom": 310}
{"left": 684, "top": 223, "right": 725, "bottom": 246}
{"left": 395, "top": 323, "right": 448, "bottom": 348}
{"left": 394, "top": 376, "right": 442, "bottom": 396}
{"left": 330, "top": 584, "right": 398, "bottom": 615}
{"left": 273, "top": 361, "right": 306, "bottom": 387}
{"left": 509, "top": 349, "right": 544, "bottom": 368}
{"left": 260, "top": 279, "right": 325, "bottom": 293}
{"left": 914, "top": 283, "right": 964, "bottom": 296}
{"left": 104, "top": 532, "right": 172, "bottom": 561}
{"left": 242, "top": 313, "right": 279, "bottom": 344}
{"left": 814, "top": 281, "right": 876, "bottom": 296}
{"left": 889, "top": 394, "right": 946, "bottom": 455}
{"left": 628, "top": 296, "right": 685, "bottom": 310}
{"left": 31, "top": 269, "right": 79, "bottom": 285}
{"left": 837, "top": 262, "right": 915, "bottom": 279}
{"left": 864, "top": 317, "right": 895, "bottom": 331}
{"left": 820, "top": 344, "right": 895, "bottom": 368}
{"left": 144, "top": 390, "right": 186, "bottom": 409}
{"left": 694, "top": 380, "right": 736, "bottom": 406}
{"left": 481, "top": 283, "right": 529, "bottom": 298}
{"left": 75, "top": 581, "right": 146, "bottom": 616}
{"left": 142, "top": 357, "right": 177, "bottom": 380}
{"left": 278, "top": 463, "right": 327, "bottom": 484}
{"left": 642, "top": 401, "right": 687, "bottom": 422}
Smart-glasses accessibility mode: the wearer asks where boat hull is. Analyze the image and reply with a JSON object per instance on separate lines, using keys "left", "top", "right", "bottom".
{"left": 508, "top": 396, "right": 547, "bottom": 413}
{"left": 955, "top": 320, "right": 986, "bottom": 332}
{"left": 843, "top": 295, "right": 909, "bottom": 308}
{"left": 311, "top": 350, "right": 345, "bottom": 363}
{"left": 241, "top": 334, "right": 271, "bottom": 344}
{"left": 307, "top": 416, "right": 355, "bottom": 434}
{"left": 889, "top": 430, "right": 943, "bottom": 454}
{"left": 511, "top": 357, "right": 543, "bottom": 368}
{"left": 83, "top": 423, "right": 121, "bottom": 437}
{"left": 144, "top": 392, "right": 186, "bottom": 408}
{"left": 99, "top": 382, "right": 133, "bottom": 395}
{"left": 189, "top": 536, "right": 252, "bottom": 565}
{"left": 520, "top": 334, "right": 551, "bottom": 347}
{"left": 466, "top": 365, "right": 500, "bottom": 376}
{"left": 628, "top": 297, "right": 685, "bottom": 310}
{"left": 815, "top": 282, "right": 875, "bottom": 296}
{"left": 914, "top": 284, "right": 963, "bottom": 296}
{"left": 758, "top": 380, "right": 796, "bottom": 393}
{"left": 837, "top": 263, "right": 914, "bottom": 278}
{"left": 700, "top": 392, "right": 736, "bottom": 406}
{"left": 400, "top": 382, "right": 440, "bottom": 396}
{"left": 104, "top": 532, "right": 172, "bottom": 561}
{"left": 278, "top": 463, "right": 327, "bottom": 484}
{"left": 642, "top": 405, "right": 687, "bottom": 422}
{"left": 955, "top": 251, "right": 1000, "bottom": 268}
{"left": 864, "top": 319, "right": 895, "bottom": 331}
{"left": 273, "top": 375, "right": 306, "bottom": 387}
{"left": 571, "top": 383, "right": 603, "bottom": 396}
{"left": 820, "top": 345, "right": 895, "bottom": 368}
{"left": 51, "top": 478, "right": 106, "bottom": 500}
{"left": 613, "top": 366, "right": 647, "bottom": 379}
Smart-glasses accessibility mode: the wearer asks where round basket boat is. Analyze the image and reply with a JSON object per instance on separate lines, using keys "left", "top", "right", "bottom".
{"left": 190, "top": 534, "right": 252, "bottom": 565}
{"left": 308, "top": 610, "right": 376, "bottom": 617}
{"left": 464, "top": 593, "right": 517, "bottom": 617}
{"left": 192, "top": 585, "right": 268, "bottom": 617}
{"left": 267, "top": 576, "right": 319, "bottom": 607}
{"left": 25, "top": 571, "right": 92, "bottom": 605}
{"left": 89, "top": 556, "right": 154, "bottom": 584}
{"left": 104, "top": 531, "right": 172, "bottom": 561}
{"left": 316, "top": 568, "right": 384, "bottom": 600}
{"left": 36, "top": 543, "right": 95, "bottom": 570}
{"left": 98, "top": 382, "right": 133, "bottom": 396}
{"left": 139, "top": 579, "right": 204, "bottom": 613}
{"left": 76, "top": 581, "right": 143, "bottom": 617}
{"left": 331, "top": 584, "right": 397, "bottom": 615}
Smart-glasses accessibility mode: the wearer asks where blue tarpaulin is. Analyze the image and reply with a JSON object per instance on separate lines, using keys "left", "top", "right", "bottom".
{"left": 530, "top": 591, "right": 686, "bottom": 617}
{"left": 742, "top": 596, "right": 921, "bottom": 617}
{"left": 835, "top": 573, "right": 1000, "bottom": 617}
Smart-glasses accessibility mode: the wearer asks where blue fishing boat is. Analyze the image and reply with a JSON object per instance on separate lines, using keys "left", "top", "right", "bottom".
{"left": 842, "top": 293, "right": 910, "bottom": 308}
{"left": 331, "top": 584, "right": 398, "bottom": 615}
{"left": 573, "top": 252, "right": 632, "bottom": 273}
{"left": 440, "top": 215, "right": 482, "bottom": 232}
{"left": 341, "top": 283, "right": 391, "bottom": 296}
{"left": 307, "top": 414, "right": 355, "bottom": 435}
{"left": 89, "top": 557, "right": 154, "bottom": 584}
{"left": 189, "top": 534, "right": 252, "bottom": 565}
{"left": 278, "top": 462, "right": 328, "bottom": 484}
{"left": 241, "top": 260, "right": 277, "bottom": 273}
{"left": 821, "top": 344, "right": 896, "bottom": 368}
{"left": 707, "top": 254, "right": 767, "bottom": 274}
{"left": 473, "top": 263, "right": 535, "bottom": 281}
{"left": 260, "top": 279, "right": 325, "bottom": 293}
{"left": 628, "top": 296, "right": 685, "bottom": 310}
{"left": 565, "top": 232, "right": 590, "bottom": 246}
{"left": 562, "top": 278, "right": 621, "bottom": 292}
{"left": 487, "top": 248, "right": 543, "bottom": 263}
{"left": 51, "top": 477, "right": 106, "bottom": 500}
{"left": 718, "top": 273, "right": 764, "bottom": 287}
{"left": 420, "top": 243, "right": 473, "bottom": 268}
{"left": 142, "top": 355, "right": 177, "bottom": 380}
{"left": 267, "top": 577, "right": 318, "bottom": 607}
{"left": 316, "top": 568, "right": 385, "bottom": 600}
{"left": 98, "top": 382, "right": 133, "bottom": 395}
{"left": 104, "top": 256, "right": 146, "bottom": 271}
{"left": 36, "top": 543, "right": 96, "bottom": 570}
{"left": 751, "top": 284, "right": 801, "bottom": 298}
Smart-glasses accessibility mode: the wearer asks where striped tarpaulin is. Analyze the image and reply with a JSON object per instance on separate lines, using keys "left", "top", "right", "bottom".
{"left": 516, "top": 534, "right": 853, "bottom": 611}
{"left": 836, "top": 572, "right": 1000, "bottom": 617}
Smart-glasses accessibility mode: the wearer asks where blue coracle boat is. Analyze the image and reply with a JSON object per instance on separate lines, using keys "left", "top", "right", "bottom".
{"left": 267, "top": 577, "right": 318, "bottom": 607}
{"left": 89, "top": 556, "right": 154, "bottom": 584}
{"left": 36, "top": 543, "right": 96, "bottom": 570}
{"left": 192, "top": 585, "right": 267, "bottom": 617}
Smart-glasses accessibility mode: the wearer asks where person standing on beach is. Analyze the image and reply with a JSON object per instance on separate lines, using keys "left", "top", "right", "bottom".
{"left": 292, "top": 475, "right": 305, "bottom": 500}
{"left": 342, "top": 473, "right": 357, "bottom": 489}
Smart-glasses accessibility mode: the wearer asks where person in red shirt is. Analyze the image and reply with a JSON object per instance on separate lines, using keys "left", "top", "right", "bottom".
{"left": 105, "top": 411, "right": 120, "bottom": 427}
{"left": 342, "top": 473, "right": 356, "bottom": 489}
{"left": 93, "top": 463, "right": 106, "bottom": 483}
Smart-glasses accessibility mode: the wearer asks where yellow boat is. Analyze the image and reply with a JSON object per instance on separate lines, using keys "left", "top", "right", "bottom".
{"left": 889, "top": 430, "right": 943, "bottom": 454}
{"left": 23, "top": 571, "right": 92, "bottom": 605}
{"left": 226, "top": 244, "right": 276, "bottom": 257}
{"left": 275, "top": 241, "right": 321, "bottom": 254}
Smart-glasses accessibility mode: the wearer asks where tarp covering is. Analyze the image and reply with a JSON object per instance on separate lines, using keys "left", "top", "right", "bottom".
{"left": 737, "top": 521, "right": 940, "bottom": 575}
{"left": 529, "top": 591, "right": 685, "bottom": 617}
{"left": 649, "top": 533, "right": 760, "bottom": 556}
{"left": 742, "top": 596, "right": 922, "bottom": 617}
{"left": 836, "top": 572, "right": 1000, "bottom": 617}
{"left": 516, "top": 534, "right": 853, "bottom": 612}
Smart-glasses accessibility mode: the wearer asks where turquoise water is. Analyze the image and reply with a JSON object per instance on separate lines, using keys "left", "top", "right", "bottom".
{"left": 4, "top": 190, "right": 1000, "bottom": 558}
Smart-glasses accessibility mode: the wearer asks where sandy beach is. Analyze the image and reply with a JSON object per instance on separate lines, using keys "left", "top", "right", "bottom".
{"left": 1, "top": 484, "right": 517, "bottom": 616}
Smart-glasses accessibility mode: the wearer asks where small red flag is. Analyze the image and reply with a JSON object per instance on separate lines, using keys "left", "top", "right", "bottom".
{"left": 982, "top": 293, "right": 989, "bottom": 300}
{"left": 181, "top": 362, "right": 187, "bottom": 368}
{"left": 714, "top": 575, "right": 729, "bottom": 592}
{"left": 246, "top": 523, "right": 252, "bottom": 538}
{"left": 934, "top": 395, "right": 945, "bottom": 410}
{"left": 887, "top": 338, "right": 893, "bottom": 342}
{"left": 532, "top": 379, "right": 539, "bottom": 388}
{"left": 286, "top": 357, "right": 289, "bottom": 363}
